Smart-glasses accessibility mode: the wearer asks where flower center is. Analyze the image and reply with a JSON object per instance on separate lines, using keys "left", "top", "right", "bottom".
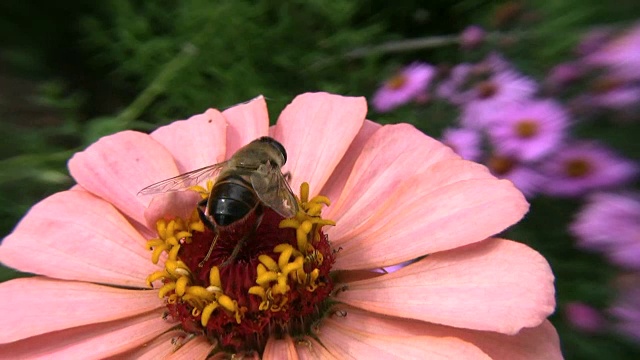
{"left": 476, "top": 80, "right": 498, "bottom": 99}
{"left": 146, "top": 182, "right": 336, "bottom": 354}
{"left": 386, "top": 74, "right": 408, "bottom": 90}
{"left": 564, "top": 158, "right": 592, "bottom": 178}
{"left": 514, "top": 119, "right": 540, "bottom": 138}
{"left": 591, "top": 77, "right": 622, "bottom": 94}
{"left": 488, "top": 155, "right": 515, "bottom": 175}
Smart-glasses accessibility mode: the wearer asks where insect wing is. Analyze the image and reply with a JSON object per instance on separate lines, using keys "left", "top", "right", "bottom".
{"left": 250, "top": 163, "right": 299, "bottom": 218}
{"left": 138, "top": 162, "right": 227, "bottom": 195}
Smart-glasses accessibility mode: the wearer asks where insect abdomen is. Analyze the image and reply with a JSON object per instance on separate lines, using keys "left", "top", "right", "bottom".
{"left": 209, "top": 175, "right": 258, "bottom": 226}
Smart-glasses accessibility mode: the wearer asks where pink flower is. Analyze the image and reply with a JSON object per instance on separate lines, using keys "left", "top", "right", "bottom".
{"left": 486, "top": 99, "right": 569, "bottom": 162}
{"left": 570, "top": 192, "right": 640, "bottom": 270}
{"left": 371, "top": 62, "right": 436, "bottom": 112}
{"left": 0, "top": 93, "right": 559, "bottom": 358}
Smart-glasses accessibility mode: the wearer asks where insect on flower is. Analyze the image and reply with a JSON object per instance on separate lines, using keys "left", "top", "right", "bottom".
{"left": 138, "top": 136, "right": 299, "bottom": 267}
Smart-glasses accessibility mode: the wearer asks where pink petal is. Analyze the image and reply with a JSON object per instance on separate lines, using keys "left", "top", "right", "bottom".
{"left": 263, "top": 335, "right": 299, "bottom": 360}
{"left": 336, "top": 238, "right": 556, "bottom": 335}
{"left": 151, "top": 109, "right": 227, "bottom": 172}
{"left": 0, "top": 277, "right": 164, "bottom": 343}
{"left": 319, "top": 317, "right": 490, "bottom": 359}
{"left": 295, "top": 337, "right": 339, "bottom": 360}
{"left": 273, "top": 92, "right": 367, "bottom": 196}
{"left": 324, "top": 123, "right": 465, "bottom": 222}
{"left": 222, "top": 95, "right": 270, "bottom": 158}
{"left": 327, "top": 126, "right": 527, "bottom": 269}
{"left": 320, "top": 119, "right": 381, "bottom": 205}
{"left": 0, "top": 309, "right": 172, "bottom": 359}
{"left": 0, "top": 190, "right": 160, "bottom": 287}
{"left": 68, "top": 131, "right": 179, "bottom": 227}
{"left": 111, "top": 330, "right": 187, "bottom": 360}
{"left": 332, "top": 176, "right": 527, "bottom": 270}
{"left": 456, "top": 320, "right": 562, "bottom": 360}
{"left": 167, "top": 336, "right": 215, "bottom": 360}
{"left": 327, "top": 305, "right": 561, "bottom": 360}
{"left": 144, "top": 190, "right": 202, "bottom": 229}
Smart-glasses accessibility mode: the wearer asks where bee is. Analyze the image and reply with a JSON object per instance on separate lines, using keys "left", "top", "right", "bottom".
{"left": 138, "top": 136, "right": 299, "bottom": 266}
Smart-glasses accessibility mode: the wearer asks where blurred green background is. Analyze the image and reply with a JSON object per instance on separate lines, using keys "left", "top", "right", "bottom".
{"left": 1, "top": 1, "right": 639, "bottom": 359}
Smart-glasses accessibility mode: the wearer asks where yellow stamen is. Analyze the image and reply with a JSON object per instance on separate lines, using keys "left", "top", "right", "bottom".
{"left": 147, "top": 270, "right": 170, "bottom": 286}
{"left": 209, "top": 266, "right": 221, "bottom": 288}
{"left": 175, "top": 276, "right": 190, "bottom": 296}
{"left": 159, "top": 283, "right": 177, "bottom": 298}
{"left": 151, "top": 244, "right": 169, "bottom": 264}
{"left": 218, "top": 295, "right": 236, "bottom": 312}
{"left": 277, "top": 245, "right": 294, "bottom": 270}
{"left": 201, "top": 302, "right": 219, "bottom": 326}
{"left": 300, "top": 182, "right": 310, "bottom": 203}
{"left": 256, "top": 271, "right": 279, "bottom": 286}
{"left": 259, "top": 255, "right": 279, "bottom": 271}
{"left": 168, "top": 244, "right": 181, "bottom": 261}
{"left": 146, "top": 239, "right": 165, "bottom": 250}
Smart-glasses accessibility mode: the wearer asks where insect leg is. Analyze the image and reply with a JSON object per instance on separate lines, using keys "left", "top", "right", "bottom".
{"left": 197, "top": 200, "right": 220, "bottom": 268}
{"left": 198, "top": 230, "right": 219, "bottom": 268}
{"left": 221, "top": 205, "right": 264, "bottom": 267}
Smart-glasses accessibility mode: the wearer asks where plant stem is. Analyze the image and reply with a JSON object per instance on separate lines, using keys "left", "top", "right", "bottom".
{"left": 116, "top": 43, "right": 199, "bottom": 125}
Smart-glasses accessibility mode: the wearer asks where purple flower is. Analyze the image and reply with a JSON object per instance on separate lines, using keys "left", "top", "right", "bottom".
{"left": 441, "top": 127, "right": 482, "bottom": 162}
{"left": 575, "top": 27, "right": 614, "bottom": 56}
{"left": 468, "top": 69, "right": 537, "bottom": 106}
{"left": 487, "top": 154, "right": 545, "bottom": 197}
{"left": 570, "top": 192, "right": 640, "bottom": 269}
{"left": 610, "top": 275, "right": 640, "bottom": 342}
{"left": 539, "top": 141, "right": 638, "bottom": 197}
{"left": 588, "top": 75, "right": 640, "bottom": 111}
{"left": 564, "top": 302, "right": 606, "bottom": 333}
{"left": 436, "top": 63, "right": 473, "bottom": 103}
{"left": 458, "top": 71, "right": 538, "bottom": 130}
{"left": 585, "top": 23, "right": 640, "bottom": 81}
{"left": 371, "top": 62, "right": 436, "bottom": 112}
{"left": 545, "top": 62, "right": 584, "bottom": 91}
{"left": 460, "top": 25, "right": 486, "bottom": 49}
{"left": 487, "top": 99, "right": 569, "bottom": 162}
{"left": 436, "top": 55, "right": 536, "bottom": 108}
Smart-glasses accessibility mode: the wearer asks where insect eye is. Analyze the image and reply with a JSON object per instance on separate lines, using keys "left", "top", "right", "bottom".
{"left": 259, "top": 136, "right": 287, "bottom": 164}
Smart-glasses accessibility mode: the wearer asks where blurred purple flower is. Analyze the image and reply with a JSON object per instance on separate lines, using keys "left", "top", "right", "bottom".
{"left": 564, "top": 302, "right": 606, "bottom": 333}
{"left": 436, "top": 63, "right": 473, "bottom": 103}
{"left": 570, "top": 192, "right": 640, "bottom": 270}
{"left": 371, "top": 62, "right": 436, "bottom": 112}
{"left": 588, "top": 75, "right": 640, "bottom": 111}
{"left": 545, "top": 62, "right": 584, "bottom": 91}
{"left": 487, "top": 154, "right": 544, "bottom": 197}
{"left": 468, "top": 69, "right": 537, "bottom": 105}
{"left": 487, "top": 99, "right": 569, "bottom": 162}
{"left": 436, "top": 54, "right": 536, "bottom": 109}
{"left": 585, "top": 23, "right": 640, "bottom": 80}
{"left": 441, "top": 127, "right": 482, "bottom": 162}
{"left": 575, "top": 27, "right": 613, "bottom": 56}
{"left": 610, "top": 274, "right": 640, "bottom": 342}
{"left": 539, "top": 141, "right": 638, "bottom": 197}
{"left": 460, "top": 25, "right": 486, "bottom": 49}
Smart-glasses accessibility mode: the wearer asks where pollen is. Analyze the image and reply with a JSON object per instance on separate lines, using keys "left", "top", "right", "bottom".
{"left": 145, "top": 181, "right": 336, "bottom": 354}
